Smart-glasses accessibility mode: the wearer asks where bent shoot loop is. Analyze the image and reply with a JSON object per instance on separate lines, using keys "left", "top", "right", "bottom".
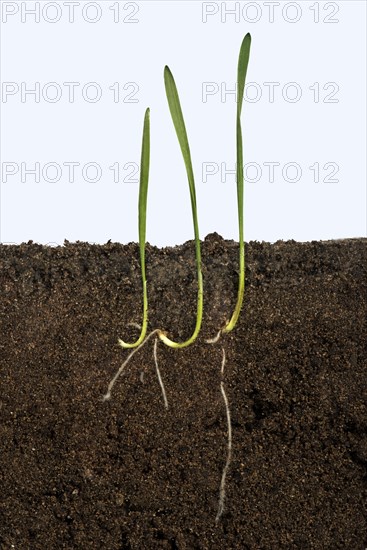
{"left": 119, "top": 107, "right": 151, "bottom": 349}
{"left": 157, "top": 67, "right": 203, "bottom": 349}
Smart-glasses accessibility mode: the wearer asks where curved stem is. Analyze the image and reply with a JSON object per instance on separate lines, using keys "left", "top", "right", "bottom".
{"left": 158, "top": 67, "right": 203, "bottom": 349}
{"left": 119, "top": 107, "right": 150, "bottom": 348}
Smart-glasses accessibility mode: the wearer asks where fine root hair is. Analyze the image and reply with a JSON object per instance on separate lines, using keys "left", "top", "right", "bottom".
{"left": 216, "top": 347, "right": 232, "bottom": 523}
{"left": 153, "top": 337, "right": 169, "bottom": 409}
{"left": 103, "top": 329, "right": 159, "bottom": 402}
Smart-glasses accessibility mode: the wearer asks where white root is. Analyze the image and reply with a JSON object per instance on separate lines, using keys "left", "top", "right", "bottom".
{"left": 103, "top": 329, "right": 168, "bottom": 409}
{"left": 105, "top": 325, "right": 233, "bottom": 523}
{"left": 205, "top": 330, "right": 222, "bottom": 344}
{"left": 102, "top": 329, "right": 159, "bottom": 402}
{"left": 153, "top": 337, "right": 169, "bottom": 409}
{"left": 215, "top": 347, "right": 232, "bottom": 524}
{"left": 127, "top": 321, "right": 143, "bottom": 330}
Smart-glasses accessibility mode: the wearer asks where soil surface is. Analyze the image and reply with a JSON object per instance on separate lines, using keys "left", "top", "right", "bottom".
{"left": 0, "top": 234, "right": 366, "bottom": 549}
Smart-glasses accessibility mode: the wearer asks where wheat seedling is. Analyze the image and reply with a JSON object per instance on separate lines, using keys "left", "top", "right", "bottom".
{"left": 156, "top": 66, "right": 203, "bottom": 349}
{"left": 103, "top": 108, "right": 168, "bottom": 406}
{"left": 208, "top": 34, "right": 252, "bottom": 523}
{"left": 118, "top": 107, "right": 150, "bottom": 349}
{"left": 207, "top": 33, "right": 251, "bottom": 344}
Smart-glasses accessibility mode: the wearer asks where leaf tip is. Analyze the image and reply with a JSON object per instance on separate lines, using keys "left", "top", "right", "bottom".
{"left": 164, "top": 65, "right": 173, "bottom": 81}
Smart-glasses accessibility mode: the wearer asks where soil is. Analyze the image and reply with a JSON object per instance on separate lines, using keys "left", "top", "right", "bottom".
{"left": 0, "top": 234, "right": 366, "bottom": 549}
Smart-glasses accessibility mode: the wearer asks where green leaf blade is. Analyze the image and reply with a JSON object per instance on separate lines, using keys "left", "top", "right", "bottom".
{"left": 237, "top": 33, "right": 252, "bottom": 118}
{"left": 119, "top": 107, "right": 150, "bottom": 349}
{"left": 223, "top": 33, "right": 251, "bottom": 334}
{"left": 139, "top": 107, "right": 150, "bottom": 264}
{"left": 159, "top": 66, "right": 203, "bottom": 349}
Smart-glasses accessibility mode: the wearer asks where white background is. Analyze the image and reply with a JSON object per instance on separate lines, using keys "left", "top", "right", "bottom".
{"left": 1, "top": 0, "right": 366, "bottom": 246}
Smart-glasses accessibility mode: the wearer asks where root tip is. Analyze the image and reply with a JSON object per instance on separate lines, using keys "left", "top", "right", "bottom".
{"left": 205, "top": 330, "right": 222, "bottom": 344}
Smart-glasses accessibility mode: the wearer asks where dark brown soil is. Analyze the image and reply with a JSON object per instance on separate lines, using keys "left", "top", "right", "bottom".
{"left": 0, "top": 234, "right": 366, "bottom": 549}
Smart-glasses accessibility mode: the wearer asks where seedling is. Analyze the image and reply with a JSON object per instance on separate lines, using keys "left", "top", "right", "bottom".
{"left": 212, "top": 33, "right": 251, "bottom": 524}
{"left": 223, "top": 33, "right": 251, "bottom": 333}
{"left": 157, "top": 66, "right": 203, "bottom": 348}
{"left": 118, "top": 107, "right": 150, "bottom": 348}
{"left": 208, "top": 32, "right": 251, "bottom": 342}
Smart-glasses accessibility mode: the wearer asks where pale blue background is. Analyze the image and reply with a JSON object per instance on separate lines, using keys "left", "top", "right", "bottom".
{"left": 1, "top": 0, "right": 366, "bottom": 245}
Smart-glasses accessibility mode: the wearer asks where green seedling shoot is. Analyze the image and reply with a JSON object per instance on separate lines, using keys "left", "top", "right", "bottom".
{"left": 119, "top": 107, "right": 150, "bottom": 349}
{"left": 222, "top": 32, "right": 251, "bottom": 335}
{"left": 157, "top": 66, "right": 203, "bottom": 349}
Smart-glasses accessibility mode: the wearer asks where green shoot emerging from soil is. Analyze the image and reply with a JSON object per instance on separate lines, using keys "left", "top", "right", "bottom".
{"left": 157, "top": 66, "right": 203, "bottom": 349}
{"left": 119, "top": 107, "right": 150, "bottom": 349}
{"left": 222, "top": 33, "right": 251, "bottom": 335}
